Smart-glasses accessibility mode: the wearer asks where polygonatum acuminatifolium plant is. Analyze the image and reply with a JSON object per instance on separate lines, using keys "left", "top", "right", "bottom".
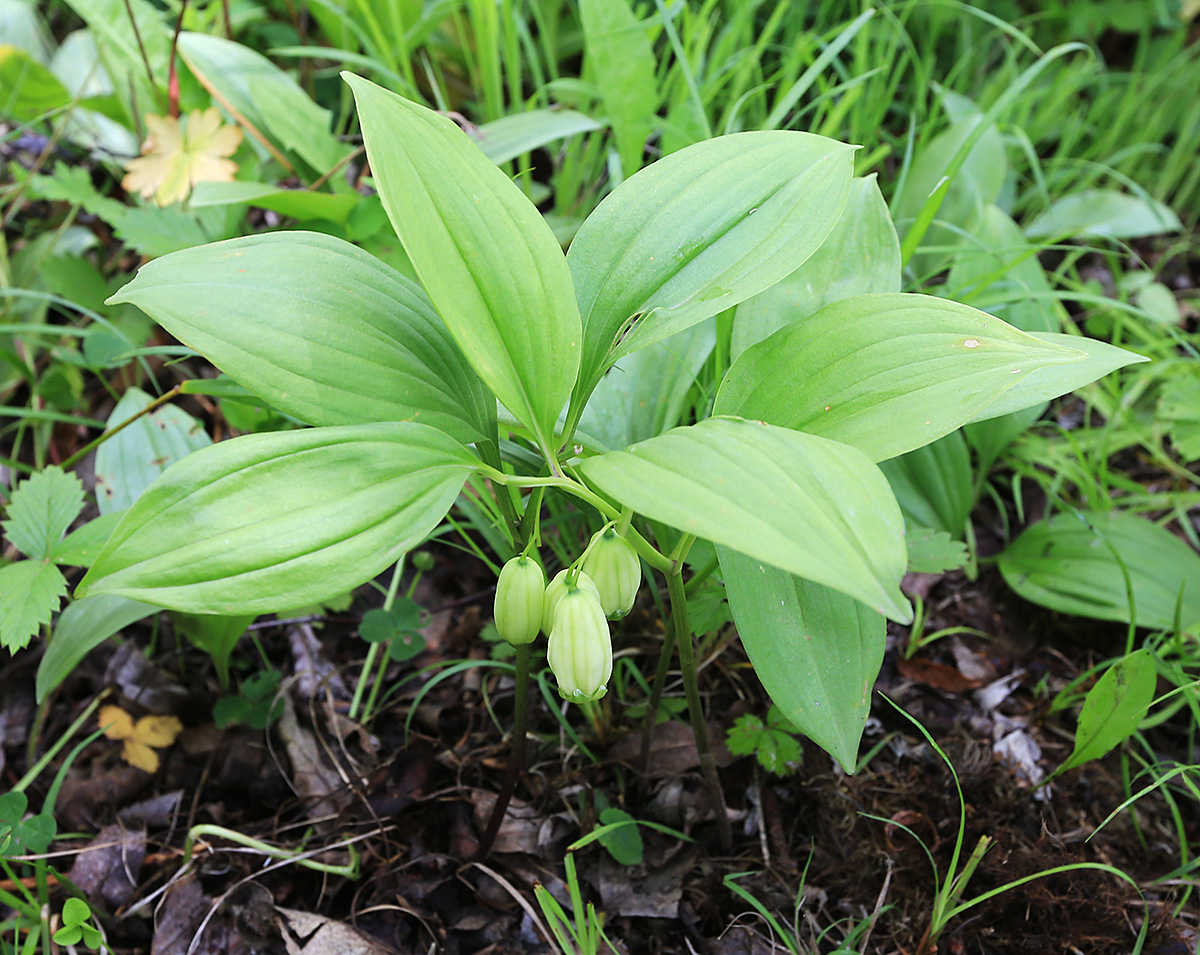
{"left": 77, "top": 73, "right": 1145, "bottom": 769}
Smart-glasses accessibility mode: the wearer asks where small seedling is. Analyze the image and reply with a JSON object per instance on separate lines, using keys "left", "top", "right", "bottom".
{"left": 726, "top": 706, "right": 803, "bottom": 776}
{"left": 213, "top": 669, "right": 284, "bottom": 730}
{"left": 52, "top": 897, "right": 103, "bottom": 951}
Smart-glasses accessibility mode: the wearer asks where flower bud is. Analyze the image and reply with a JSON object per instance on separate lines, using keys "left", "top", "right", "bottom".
{"left": 494, "top": 556, "right": 545, "bottom": 646}
{"left": 546, "top": 584, "right": 612, "bottom": 702}
{"left": 543, "top": 568, "right": 601, "bottom": 635}
{"left": 580, "top": 528, "right": 641, "bottom": 619}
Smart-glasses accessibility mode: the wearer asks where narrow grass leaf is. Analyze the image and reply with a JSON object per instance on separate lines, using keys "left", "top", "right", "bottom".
{"left": 77, "top": 423, "right": 480, "bottom": 615}
{"left": 344, "top": 74, "right": 581, "bottom": 453}
{"left": 580, "top": 416, "right": 911, "bottom": 621}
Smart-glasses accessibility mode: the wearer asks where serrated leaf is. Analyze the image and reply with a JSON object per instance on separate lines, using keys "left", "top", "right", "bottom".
{"left": 999, "top": 511, "right": 1200, "bottom": 633}
{"left": 715, "top": 293, "right": 1088, "bottom": 463}
{"left": 0, "top": 560, "right": 68, "bottom": 652}
{"left": 720, "top": 550, "right": 884, "bottom": 769}
{"left": 77, "top": 423, "right": 479, "bottom": 614}
{"left": 581, "top": 417, "right": 911, "bottom": 622}
{"left": 3, "top": 466, "right": 84, "bottom": 559}
{"left": 568, "top": 131, "right": 854, "bottom": 405}
{"left": 906, "top": 526, "right": 970, "bottom": 575}
{"left": 1055, "top": 649, "right": 1156, "bottom": 776}
{"left": 113, "top": 206, "right": 209, "bottom": 257}
{"left": 725, "top": 715, "right": 766, "bottom": 757}
{"left": 1158, "top": 374, "right": 1200, "bottom": 461}
{"left": 344, "top": 73, "right": 580, "bottom": 454}
{"left": 108, "top": 232, "right": 495, "bottom": 446}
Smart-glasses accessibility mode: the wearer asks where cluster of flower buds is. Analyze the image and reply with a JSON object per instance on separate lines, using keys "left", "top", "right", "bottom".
{"left": 491, "top": 527, "right": 642, "bottom": 703}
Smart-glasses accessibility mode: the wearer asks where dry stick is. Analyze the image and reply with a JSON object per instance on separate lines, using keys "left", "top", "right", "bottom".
{"left": 668, "top": 568, "right": 732, "bottom": 850}
{"left": 474, "top": 643, "right": 532, "bottom": 860}
{"left": 60, "top": 384, "right": 183, "bottom": 472}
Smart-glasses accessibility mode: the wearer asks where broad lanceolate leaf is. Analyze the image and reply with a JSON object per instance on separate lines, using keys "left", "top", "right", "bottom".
{"left": 714, "top": 293, "right": 1089, "bottom": 463}
{"left": 108, "top": 232, "right": 495, "bottom": 446}
{"left": 95, "top": 386, "right": 211, "bottom": 515}
{"left": 579, "top": 416, "right": 911, "bottom": 622}
{"left": 3, "top": 466, "right": 83, "bottom": 560}
{"left": 344, "top": 74, "right": 581, "bottom": 454}
{"left": 966, "top": 332, "right": 1148, "bottom": 423}
{"left": 0, "top": 560, "right": 67, "bottom": 652}
{"left": 1024, "top": 189, "right": 1182, "bottom": 240}
{"left": 567, "top": 131, "right": 854, "bottom": 408}
{"left": 77, "top": 423, "right": 480, "bottom": 615}
{"left": 999, "top": 511, "right": 1200, "bottom": 633}
{"left": 467, "top": 109, "right": 603, "bottom": 165}
{"left": 37, "top": 594, "right": 157, "bottom": 701}
{"left": 1055, "top": 648, "right": 1156, "bottom": 778}
{"left": 580, "top": 0, "right": 658, "bottom": 177}
{"left": 731, "top": 175, "right": 900, "bottom": 361}
{"left": 720, "top": 549, "right": 884, "bottom": 770}
{"left": 880, "top": 431, "right": 974, "bottom": 538}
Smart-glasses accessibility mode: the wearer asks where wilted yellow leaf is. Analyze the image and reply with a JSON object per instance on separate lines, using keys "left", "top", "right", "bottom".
{"left": 122, "top": 107, "right": 242, "bottom": 206}
{"left": 99, "top": 705, "right": 183, "bottom": 773}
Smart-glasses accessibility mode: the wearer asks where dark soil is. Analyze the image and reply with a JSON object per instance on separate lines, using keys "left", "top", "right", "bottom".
{"left": 3, "top": 530, "right": 1197, "bottom": 955}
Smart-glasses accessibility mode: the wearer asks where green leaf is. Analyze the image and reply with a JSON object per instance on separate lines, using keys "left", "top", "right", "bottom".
{"left": 580, "top": 0, "right": 657, "bottom": 176}
{"left": 1158, "top": 373, "right": 1200, "bottom": 461}
{"left": 714, "top": 293, "right": 1088, "bottom": 463}
{"left": 906, "top": 527, "right": 970, "bottom": 575}
{"left": 597, "top": 807, "right": 643, "bottom": 866}
{"left": 344, "top": 73, "right": 581, "bottom": 453}
{"left": 77, "top": 423, "right": 480, "bottom": 614}
{"left": 37, "top": 594, "right": 157, "bottom": 702}
{"left": 880, "top": 432, "right": 974, "bottom": 539}
{"left": 113, "top": 206, "right": 210, "bottom": 257}
{"left": 178, "top": 32, "right": 349, "bottom": 176}
{"left": 577, "top": 320, "right": 715, "bottom": 451}
{"left": 967, "top": 332, "right": 1148, "bottom": 423}
{"left": 999, "top": 511, "right": 1200, "bottom": 633}
{"left": 0, "top": 44, "right": 71, "bottom": 121}
{"left": 3, "top": 466, "right": 84, "bottom": 560}
{"left": 725, "top": 713, "right": 801, "bottom": 776}
{"left": 188, "top": 181, "right": 359, "bottom": 223}
{"left": 0, "top": 560, "right": 68, "bottom": 652}
{"left": 468, "top": 108, "right": 603, "bottom": 165}
{"left": 1055, "top": 649, "right": 1156, "bottom": 776}
{"left": 580, "top": 416, "right": 911, "bottom": 622}
{"left": 719, "top": 549, "right": 884, "bottom": 770}
{"left": 52, "top": 512, "right": 123, "bottom": 567}
{"left": 94, "top": 386, "right": 212, "bottom": 516}
{"left": 108, "top": 232, "right": 495, "bottom": 446}
{"left": 169, "top": 611, "right": 255, "bottom": 689}
{"left": 731, "top": 175, "right": 900, "bottom": 361}
{"left": 1025, "top": 189, "right": 1182, "bottom": 240}
{"left": 567, "top": 131, "right": 854, "bottom": 405}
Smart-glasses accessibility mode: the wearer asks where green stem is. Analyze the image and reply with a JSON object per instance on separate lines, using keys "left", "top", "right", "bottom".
{"left": 475, "top": 642, "right": 532, "bottom": 860}
{"left": 667, "top": 568, "right": 731, "bottom": 850}
{"left": 182, "top": 824, "right": 359, "bottom": 878}
{"left": 60, "top": 384, "right": 183, "bottom": 471}
{"left": 18, "top": 691, "right": 110, "bottom": 792}
{"left": 350, "top": 556, "right": 406, "bottom": 723}
{"left": 638, "top": 615, "right": 677, "bottom": 779}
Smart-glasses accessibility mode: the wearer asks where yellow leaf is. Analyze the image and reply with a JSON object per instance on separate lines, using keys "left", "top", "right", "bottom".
{"left": 98, "top": 706, "right": 183, "bottom": 773}
{"left": 133, "top": 715, "right": 184, "bottom": 748}
{"left": 99, "top": 705, "right": 135, "bottom": 740}
{"left": 122, "top": 107, "right": 243, "bottom": 206}
{"left": 122, "top": 739, "right": 161, "bottom": 774}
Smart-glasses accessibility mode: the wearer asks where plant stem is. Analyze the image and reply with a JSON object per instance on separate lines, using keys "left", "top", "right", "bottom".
{"left": 667, "top": 568, "right": 731, "bottom": 850}
{"left": 475, "top": 642, "right": 532, "bottom": 860}
{"left": 638, "top": 617, "right": 677, "bottom": 778}
{"left": 59, "top": 384, "right": 182, "bottom": 471}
